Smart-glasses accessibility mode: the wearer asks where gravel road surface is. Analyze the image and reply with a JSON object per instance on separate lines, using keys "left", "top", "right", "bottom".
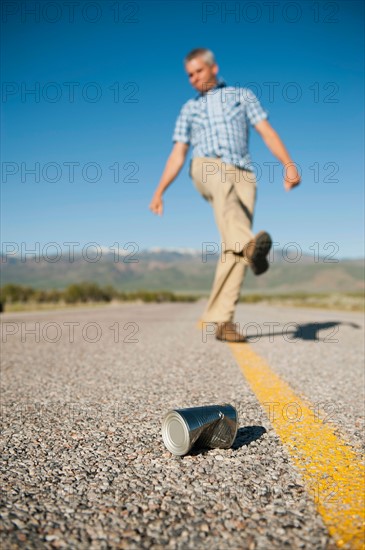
{"left": 1, "top": 301, "right": 364, "bottom": 549}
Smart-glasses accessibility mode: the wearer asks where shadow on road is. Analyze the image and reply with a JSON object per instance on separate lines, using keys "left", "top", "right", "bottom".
{"left": 186, "top": 426, "right": 267, "bottom": 457}
{"left": 245, "top": 321, "right": 361, "bottom": 342}
{"left": 231, "top": 426, "right": 267, "bottom": 450}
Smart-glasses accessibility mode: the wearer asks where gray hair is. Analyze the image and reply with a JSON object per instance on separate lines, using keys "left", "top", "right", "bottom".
{"left": 184, "top": 48, "right": 216, "bottom": 66}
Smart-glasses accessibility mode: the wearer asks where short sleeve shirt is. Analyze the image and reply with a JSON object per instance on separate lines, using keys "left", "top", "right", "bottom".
{"left": 172, "top": 81, "right": 268, "bottom": 170}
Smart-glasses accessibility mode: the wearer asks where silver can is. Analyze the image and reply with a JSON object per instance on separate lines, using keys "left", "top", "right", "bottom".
{"left": 162, "top": 404, "right": 238, "bottom": 456}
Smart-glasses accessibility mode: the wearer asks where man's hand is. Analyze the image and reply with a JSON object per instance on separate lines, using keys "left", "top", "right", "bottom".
{"left": 149, "top": 193, "right": 164, "bottom": 216}
{"left": 148, "top": 142, "right": 189, "bottom": 217}
{"left": 284, "top": 163, "right": 301, "bottom": 191}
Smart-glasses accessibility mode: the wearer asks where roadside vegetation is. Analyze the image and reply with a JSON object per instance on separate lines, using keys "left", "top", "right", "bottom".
{"left": 0, "top": 283, "right": 199, "bottom": 312}
{"left": 1, "top": 284, "right": 363, "bottom": 312}
{"left": 239, "top": 292, "right": 364, "bottom": 311}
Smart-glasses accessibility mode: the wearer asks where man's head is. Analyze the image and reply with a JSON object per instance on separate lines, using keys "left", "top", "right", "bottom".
{"left": 184, "top": 48, "right": 219, "bottom": 94}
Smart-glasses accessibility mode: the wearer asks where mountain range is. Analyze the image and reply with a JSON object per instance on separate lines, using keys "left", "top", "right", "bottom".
{"left": 1, "top": 249, "right": 363, "bottom": 294}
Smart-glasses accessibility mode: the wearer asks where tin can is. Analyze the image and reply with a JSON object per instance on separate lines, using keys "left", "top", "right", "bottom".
{"left": 162, "top": 404, "right": 238, "bottom": 456}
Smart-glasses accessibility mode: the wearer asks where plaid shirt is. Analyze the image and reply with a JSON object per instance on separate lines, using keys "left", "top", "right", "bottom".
{"left": 172, "top": 80, "right": 268, "bottom": 170}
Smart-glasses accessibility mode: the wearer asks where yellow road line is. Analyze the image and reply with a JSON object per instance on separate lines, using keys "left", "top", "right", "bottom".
{"left": 228, "top": 343, "right": 365, "bottom": 550}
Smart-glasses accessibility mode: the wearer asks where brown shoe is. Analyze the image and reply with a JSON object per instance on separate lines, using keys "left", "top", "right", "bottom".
{"left": 244, "top": 231, "right": 272, "bottom": 276}
{"left": 215, "top": 322, "right": 246, "bottom": 343}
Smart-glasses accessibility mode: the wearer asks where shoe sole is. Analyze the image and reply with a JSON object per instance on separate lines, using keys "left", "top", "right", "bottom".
{"left": 216, "top": 337, "right": 247, "bottom": 343}
{"left": 216, "top": 331, "right": 247, "bottom": 343}
{"left": 250, "top": 231, "right": 272, "bottom": 262}
{"left": 248, "top": 231, "right": 272, "bottom": 276}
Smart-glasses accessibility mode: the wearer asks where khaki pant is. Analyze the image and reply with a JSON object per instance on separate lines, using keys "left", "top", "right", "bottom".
{"left": 190, "top": 157, "right": 257, "bottom": 323}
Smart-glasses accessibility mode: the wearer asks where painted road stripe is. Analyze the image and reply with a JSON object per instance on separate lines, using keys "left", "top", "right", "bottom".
{"left": 228, "top": 343, "right": 365, "bottom": 550}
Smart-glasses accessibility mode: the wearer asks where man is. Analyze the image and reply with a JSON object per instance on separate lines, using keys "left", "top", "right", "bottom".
{"left": 149, "top": 48, "right": 301, "bottom": 342}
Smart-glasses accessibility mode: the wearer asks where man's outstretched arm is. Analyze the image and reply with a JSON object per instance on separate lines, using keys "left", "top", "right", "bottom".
{"left": 254, "top": 120, "right": 301, "bottom": 191}
{"left": 149, "top": 142, "right": 190, "bottom": 216}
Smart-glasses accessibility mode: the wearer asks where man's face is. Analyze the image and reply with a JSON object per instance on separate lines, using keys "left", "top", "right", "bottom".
{"left": 185, "top": 57, "right": 219, "bottom": 93}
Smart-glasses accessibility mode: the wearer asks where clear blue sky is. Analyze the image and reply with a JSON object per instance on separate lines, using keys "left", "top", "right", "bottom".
{"left": 1, "top": 0, "right": 364, "bottom": 259}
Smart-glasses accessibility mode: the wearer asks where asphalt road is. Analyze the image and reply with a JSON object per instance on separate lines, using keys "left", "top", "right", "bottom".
{"left": 1, "top": 301, "right": 364, "bottom": 549}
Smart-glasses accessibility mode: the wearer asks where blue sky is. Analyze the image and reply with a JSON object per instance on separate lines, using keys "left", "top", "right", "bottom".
{"left": 1, "top": 0, "right": 364, "bottom": 259}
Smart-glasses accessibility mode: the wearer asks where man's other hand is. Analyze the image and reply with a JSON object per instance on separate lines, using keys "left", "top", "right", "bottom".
{"left": 284, "top": 163, "right": 301, "bottom": 191}
{"left": 149, "top": 193, "right": 164, "bottom": 216}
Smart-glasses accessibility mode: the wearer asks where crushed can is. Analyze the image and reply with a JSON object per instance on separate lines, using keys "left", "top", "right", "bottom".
{"left": 162, "top": 404, "right": 238, "bottom": 456}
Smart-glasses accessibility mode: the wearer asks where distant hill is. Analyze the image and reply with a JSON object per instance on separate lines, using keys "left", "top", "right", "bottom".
{"left": 1, "top": 249, "right": 364, "bottom": 294}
